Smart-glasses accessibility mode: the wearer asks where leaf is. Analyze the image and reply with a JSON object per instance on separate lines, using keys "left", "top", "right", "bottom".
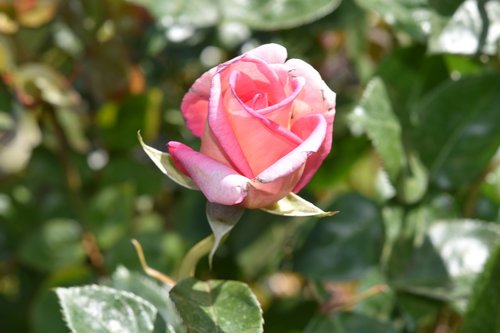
{"left": 56, "top": 285, "right": 157, "bottom": 333}
{"left": 87, "top": 184, "right": 135, "bottom": 250}
{"left": 19, "top": 219, "right": 86, "bottom": 272}
{"left": 459, "top": 242, "right": 500, "bottom": 333}
{"left": 399, "top": 153, "right": 428, "bottom": 204}
{"left": 414, "top": 72, "right": 500, "bottom": 190}
{"left": 131, "top": 0, "right": 341, "bottom": 30}
{"left": 349, "top": 77, "right": 405, "bottom": 183}
{"left": 138, "top": 131, "right": 197, "bottom": 190}
{"left": 428, "top": 219, "right": 500, "bottom": 309}
{"left": 305, "top": 312, "right": 399, "bottom": 333}
{"left": 112, "top": 266, "right": 186, "bottom": 333}
{"left": 354, "top": 0, "right": 434, "bottom": 41}
{"left": 222, "top": 0, "right": 342, "bottom": 30}
{"left": 294, "top": 193, "right": 384, "bottom": 281}
{"left": 170, "top": 278, "right": 263, "bottom": 333}
{"left": 261, "top": 192, "right": 335, "bottom": 217}
{"left": 429, "top": 0, "right": 500, "bottom": 55}
{"left": 0, "top": 109, "right": 41, "bottom": 174}
{"left": 206, "top": 202, "right": 245, "bottom": 266}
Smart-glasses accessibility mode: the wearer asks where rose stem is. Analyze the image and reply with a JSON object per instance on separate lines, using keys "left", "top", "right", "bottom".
{"left": 177, "top": 234, "right": 215, "bottom": 280}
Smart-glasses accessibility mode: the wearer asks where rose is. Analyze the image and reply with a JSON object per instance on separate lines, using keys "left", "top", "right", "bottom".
{"left": 168, "top": 43, "right": 335, "bottom": 209}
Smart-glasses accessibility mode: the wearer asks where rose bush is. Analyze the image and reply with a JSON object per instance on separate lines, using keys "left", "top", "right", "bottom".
{"left": 168, "top": 43, "right": 336, "bottom": 208}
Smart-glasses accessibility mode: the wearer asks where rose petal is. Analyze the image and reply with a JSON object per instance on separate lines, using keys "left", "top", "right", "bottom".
{"left": 286, "top": 58, "right": 336, "bottom": 119}
{"left": 204, "top": 72, "right": 255, "bottom": 178}
{"left": 245, "top": 43, "right": 287, "bottom": 64}
{"left": 181, "top": 68, "right": 217, "bottom": 137}
{"left": 168, "top": 141, "right": 249, "bottom": 206}
{"left": 256, "top": 114, "right": 327, "bottom": 184}
{"left": 292, "top": 111, "right": 334, "bottom": 192}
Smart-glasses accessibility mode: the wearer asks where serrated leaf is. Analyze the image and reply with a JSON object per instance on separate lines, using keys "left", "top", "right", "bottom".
{"left": 56, "top": 285, "right": 157, "bottom": 333}
{"left": 261, "top": 192, "right": 334, "bottom": 217}
{"left": 349, "top": 77, "right": 405, "bottom": 183}
{"left": 206, "top": 202, "right": 244, "bottom": 266}
{"left": 112, "top": 266, "right": 186, "bottom": 333}
{"left": 138, "top": 131, "right": 197, "bottom": 190}
{"left": 170, "top": 278, "right": 263, "bottom": 333}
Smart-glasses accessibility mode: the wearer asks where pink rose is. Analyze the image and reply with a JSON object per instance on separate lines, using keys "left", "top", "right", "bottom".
{"left": 168, "top": 43, "right": 335, "bottom": 209}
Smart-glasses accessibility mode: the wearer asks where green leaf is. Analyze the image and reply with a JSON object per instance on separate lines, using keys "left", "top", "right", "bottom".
{"left": 305, "top": 312, "right": 399, "bottom": 333}
{"left": 222, "top": 0, "right": 342, "bottom": 30}
{"left": 170, "top": 278, "right": 263, "bottom": 333}
{"left": 138, "top": 131, "right": 197, "bottom": 190}
{"left": 131, "top": 0, "right": 341, "bottom": 30}
{"left": 414, "top": 72, "right": 500, "bottom": 190}
{"left": 56, "top": 285, "right": 157, "bottom": 333}
{"left": 206, "top": 202, "right": 245, "bottom": 266}
{"left": 354, "top": 0, "right": 434, "bottom": 41}
{"left": 459, "top": 242, "right": 500, "bottom": 333}
{"left": 349, "top": 77, "right": 405, "bottom": 183}
{"left": 294, "top": 193, "right": 384, "bottom": 281}
{"left": 399, "top": 153, "right": 428, "bottom": 204}
{"left": 261, "top": 192, "right": 335, "bottom": 217}
{"left": 429, "top": 0, "right": 500, "bottom": 55}
{"left": 112, "top": 266, "right": 186, "bottom": 333}
{"left": 19, "top": 218, "right": 86, "bottom": 272}
{"left": 87, "top": 184, "right": 135, "bottom": 250}
{"left": 428, "top": 219, "right": 500, "bottom": 309}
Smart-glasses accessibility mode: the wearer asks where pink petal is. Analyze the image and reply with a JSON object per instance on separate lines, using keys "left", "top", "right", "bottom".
{"left": 285, "top": 58, "right": 336, "bottom": 120}
{"left": 292, "top": 112, "right": 334, "bottom": 192}
{"left": 245, "top": 43, "right": 288, "bottom": 64}
{"left": 168, "top": 141, "right": 249, "bottom": 206}
{"left": 205, "top": 72, "right": 255, "bottom": 178}
{"left": 256, "top": 114, "right": 327, "bottom": 184}
{"left": 180, "top": 68, "right": 217, "bottom": 138}
{"left": 243, "top": 169, "right": 304, "bottom": 208}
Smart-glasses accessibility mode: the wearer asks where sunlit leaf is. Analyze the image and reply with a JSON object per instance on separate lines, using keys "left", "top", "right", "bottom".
{"left": 355, "top": 0, "right": 434, "bottom": 40}
{"left": 261, "top": 192, "right": 335, "bottom": 217}
{"left": 429, "top": 0, "right": 500, "bottom": 55}
{"left": 459, "top": 243, "right": 500, "bottom": 333}
{"left": 129, "top": 0, "right": 341, "bottom": 30}
{"left": 56, "top": 285, "right": 157, "bottom": 333}
{"left": 427, "top": 219, "right": 500, "bottom": 311}
{"left": 138, "top": 131, "right": 197, "bottom": 190}
{"left": 349, "top": 77, "right": 405, "bottom": 183}
{"left": 112, "top": 266, "right": 186, "bottom": 333}
{"left": 0, "top": 110, "right": 41, "bottom": 174}
{"left": 170, "top": 278, "right": 263, "bottom": 333}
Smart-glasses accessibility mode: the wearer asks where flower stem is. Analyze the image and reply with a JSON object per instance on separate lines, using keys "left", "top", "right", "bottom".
{"left": 177, "top": 234, "right": 214, "bottom": 280}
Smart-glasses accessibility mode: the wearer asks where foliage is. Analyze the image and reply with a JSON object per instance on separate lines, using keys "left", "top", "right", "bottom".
{"left": 1, "top": 0, "right": 499, "bottom": 332}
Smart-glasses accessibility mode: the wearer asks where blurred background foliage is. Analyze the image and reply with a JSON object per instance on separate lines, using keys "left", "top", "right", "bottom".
{"left": 0, "top": 0, "right": 499, "bottom": 332}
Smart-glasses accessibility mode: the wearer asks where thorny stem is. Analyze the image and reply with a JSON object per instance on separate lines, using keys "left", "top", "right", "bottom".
{"left": 131, "top": 239, "right": 176, "bottom": 286}
{"left": 177, "top": 234, "right": 215, "bottom": 280}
